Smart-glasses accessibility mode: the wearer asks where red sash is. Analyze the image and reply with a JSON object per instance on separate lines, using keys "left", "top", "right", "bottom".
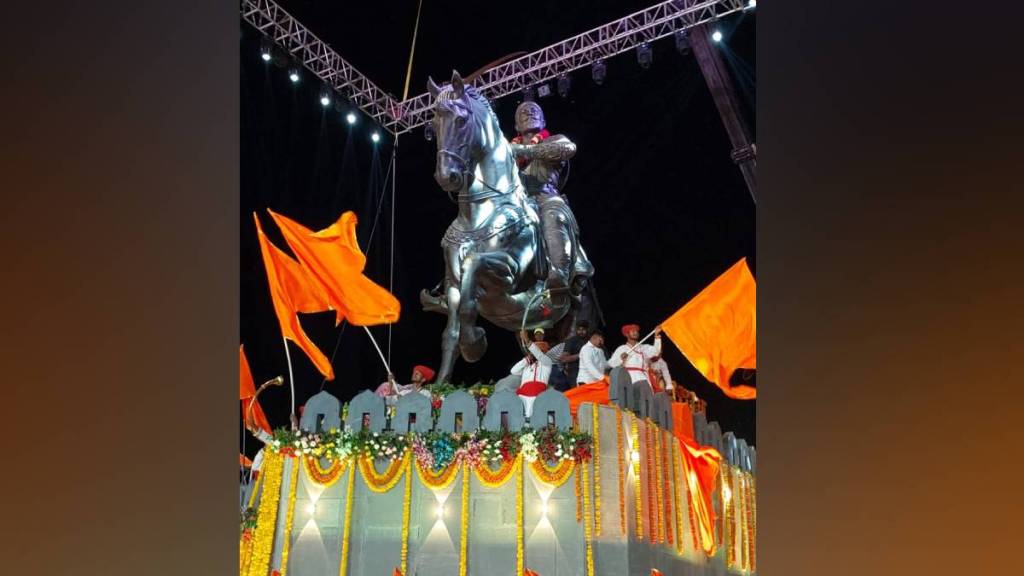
{"left": 518, "top": 381, "right": 547, "bottom": 397}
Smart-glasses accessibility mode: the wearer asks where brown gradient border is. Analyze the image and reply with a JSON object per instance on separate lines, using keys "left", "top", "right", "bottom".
{"left": 1, "top": 1, "right": 1021, "bottom": 575}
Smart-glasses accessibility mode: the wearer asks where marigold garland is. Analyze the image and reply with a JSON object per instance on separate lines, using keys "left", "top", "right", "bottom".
{"left": 244, "top": 451, "right": 284, "bottom": 576}
{"left": 747, "top": 472, "right": 757, "bottom": 572}
{"left": 591, "top": 404, "right": 601, "bottom": 536}
{"left": 653, "top": 425, "right": 664, "bottom": 544}
{"left": 722, "top": 465, "right": 736, "bottom": 569}
{"left": 516, "top": 454, "right": 524, "bottom": 576}
{"left": 240, "top": 473, "right": 264, "bottom": 576}
{"left": 472, "top": 456, "right": 518, "bottom": 488}
{"left": 304, "top": 455, "right": 347, "bottom": 487}
{"left": 615, "top": 406, "right": 626, "bottom": 535}
{"left": 530, "top": 457, "right": 575, "bottom": 487}
{"left": 662, "top": 430, "right": 674, "bottom": 547}
{"left": 575, "top": 463, "right": 583, "bottom": 523}
{"left": 400, "top": 455, "right": 412, "bottom": 576}
{"left": 415, "top": 459, "right": 461, "bottom": 490}
{"left": 739, "top": 472, "right": 750, "bottom": 572}
{"left": 672, "top": 443, "right": 685, "bottom": 555}
{"left": 338, "top": 462, "right": 356, "bottom": 576}
{"left": 459, "top": 463, "right": 470, "bottom": 576}
{"left": 645, "top": 421, "right": 657, "bottom": 544}
{"left": 581, "top": 447, "right": 595, "bottom": 576}
{"left": 630, "top": 417, "right": 643, "bottom": 539}
{"left": 359, "top": 451, "right": 409, "bottom": 493}
{"left": 279, "top": 459, "right": 299, "bottom": 576}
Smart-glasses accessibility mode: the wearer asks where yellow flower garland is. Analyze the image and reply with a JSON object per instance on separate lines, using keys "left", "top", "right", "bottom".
{"left": 473, "top": 457, "right": 518, "bottom": 488}
{"left": 516, "top": 454, "right": 524, "bottom": 576}
{"left": 591, "top": 404, "right": 601, "bottom": 536}
{"left": 631, "top": 417, "right": 643, "bottom": 539}
{"left": 245, "top": 451, "right": 284, "bottom": 576}
{"left": 239, "top": 472, "right": 264, "bottom": 576}
{"left": 304, "top": 455, "right": 348, "bottom": 487}
{"left": 338, "top": 462, "right": 356, "bottom": 576}
{"left": 359, "top": 451, "right": 409, "bottom": 493}
{"left": 581, "top": 447, "right": 595, "bottom": 576}
{"left": 575, "top": 462, "right": 583, "bottom": 523}
{"left": 723, "top": 465, "right": 736, "bottom": 569}
{"left": 645, "top": 421, "right": 657, "bottom": 544}
{"left": 279, "top": 459, "right": 299, "bottom": 576}
{"left": 531, "top": 457, "right": 575, "bottom": 487}
{"left": 415, "top": 459, "right": 461, "bottom": 490}
{"left": 739, "top": 472, "right": 750, "bottom": 572}
{"left": 672, "top": 443, "right": 685, "bottom": 555}
{"left": 747, "top": 472, "right": 757, "bottom": 572}
{"left": 615, "top": 406, "right": 626, "bottom": 535}
{"left": 400, "top": 455, "right": 412, "bottom": 576}
{"left": 459, "top": 463, "right": 470, "bottom": 576}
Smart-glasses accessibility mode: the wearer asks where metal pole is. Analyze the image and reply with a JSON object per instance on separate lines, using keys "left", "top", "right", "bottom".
{"left": 282, "top": 336, "right": 296, "bottom": 426}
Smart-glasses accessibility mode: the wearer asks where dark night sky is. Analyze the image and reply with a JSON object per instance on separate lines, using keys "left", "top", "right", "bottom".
{"left": 241, "top": 1, "right": 756, "bottom": 454}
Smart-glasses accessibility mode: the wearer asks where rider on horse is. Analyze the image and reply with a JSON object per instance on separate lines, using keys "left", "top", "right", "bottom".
{"left": 510, "top": 101, "right": 594, "bottom": 297}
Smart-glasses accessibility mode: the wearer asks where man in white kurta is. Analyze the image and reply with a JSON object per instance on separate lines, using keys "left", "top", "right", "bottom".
{"left": 375, "top": 365, "right": 435, "bottom": 406}
{"left": 649, "top": 356, "right": 674, "bottom": 392}
{"left": 511, "top": 329, "right": 553, "bottom": 418}
{"left": 576, "top": 328, "right": 610, "bottom": 385}
{"left": 608, "top": 324, "right": 663, "bottom": 389}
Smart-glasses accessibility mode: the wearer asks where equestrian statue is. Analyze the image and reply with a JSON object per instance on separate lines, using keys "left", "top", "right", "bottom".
{"left": 419, "top": 71, "right": 597, "bottom": 383}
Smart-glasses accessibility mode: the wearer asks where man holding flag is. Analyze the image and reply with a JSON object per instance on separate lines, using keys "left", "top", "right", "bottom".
{"left": 608, "top": 323, "right": 664, "bottom": 391}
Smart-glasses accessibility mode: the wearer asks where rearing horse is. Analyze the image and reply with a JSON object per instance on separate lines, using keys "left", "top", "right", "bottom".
{"left": 424, "top": 71, "right": 588, "bottom": 383}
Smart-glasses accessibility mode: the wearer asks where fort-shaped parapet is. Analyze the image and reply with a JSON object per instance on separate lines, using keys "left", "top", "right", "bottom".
{"left": 240, "top": 368, "right": 756, "bottom": 576}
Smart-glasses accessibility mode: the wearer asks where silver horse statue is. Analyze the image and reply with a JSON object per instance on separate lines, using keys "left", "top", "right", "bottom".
{"left": 421, "top": 71, "right": 596, "bottom": 383}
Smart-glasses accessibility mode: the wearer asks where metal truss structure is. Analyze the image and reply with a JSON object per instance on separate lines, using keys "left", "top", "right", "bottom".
{"left": 241, "top": 0, "right": 749, "bottom": 134}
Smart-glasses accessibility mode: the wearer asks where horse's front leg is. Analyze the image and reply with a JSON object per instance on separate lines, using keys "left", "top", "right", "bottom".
{"left": 436, "top": 282, "right": 462, "bottom": 384}
{"left": 457, "top": 253, "right": 488, "bottom": 363}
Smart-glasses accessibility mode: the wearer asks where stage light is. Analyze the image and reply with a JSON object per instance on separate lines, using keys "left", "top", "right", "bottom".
{"left": 319, "top": 90, "right": 331, "bottom": 107}
{"left": 288, "top": 67, "right": 300, "bottom": 83}
{"left": 259, "top": 37, "right": 273, "bottom": 62}
{"left": 557, "top": 74, "right": 570, "bottom": 98}
{"left": 305, "top": 502, "right": 316, "bottom": 515}
{"left": 346, "top": 112, "right": 357, "bottom": 125}
{"left": 591, "top": 59, "right": 606, "bottom": 85}
{"left": 630, "top": 449, "right": 640, "bottom": 464}
{"left": 748, "top": 0, "right": 756, "bottom": 7}
{"left": 712, "top": 30, "right": 723, "bottom": 43}
{"left": 540, "top": 501, "right": 550, "bottom": 517}
{"left": 636, "top": 42, "right": 653, "bottom": 69}
{"left": 261, "top": 52, "right": 271, "bottom": 62}
{"left": 424, "top": 123, "right": 435, "bottom": 141}
{"left": 435, "top": 504, "right": 445, "bottom": 519}
{"left": 536, "top": 83, "right": 552, "bottom": 98}
{"left": 674, "top": 29, "right": 691, "bottom": 55}
{"left": 371, "top": 131, "right": 380, "bottom": 143}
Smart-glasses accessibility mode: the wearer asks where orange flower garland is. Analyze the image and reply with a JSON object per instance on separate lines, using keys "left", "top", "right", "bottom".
{"left": 591, "top": 404, "right": 601, "bottom": 536}
{"left": 645, "top": 421, "right": 657, "bottom": 544}
{"left": 581, "top": 447, "right": 595, "bottom": 576}
{"left": 672, "top": 443, "right": 685, "bottom": 555}
{"left": 631, "top": 417, "right": 643, "bottom": 539}
{"left": 747, "top": 472, "right": 757, "bottom": 572}
{"left": 359, "top": 451, "right": 409, "bottom": 493}
{"left": 400, "top": 455, "right": 412, "bottom": 576}
{"left": 303, "top": 455, "right": 348, "bottom": 487}
{"left": 279, "top": 459, "right": 300, "bottom": 576}
{"left": 531, "top": 457, "right": 575, "bottom": 487}
{"left": 739, "top": 472, "right": 750, "bottom": 571}
{"left": 616, "top": 406, "right": 626, "bottom": 535}
{"left": 415, "top": 459, "right": 461, "bottom": 490}
{"left": 653, "top": 426, "right": 664, "bottom": 544}
{"left": 473, "top": 456, "right": 518, "bottom": 488}
{"left": 662, "top": 431, "right": 674, "bottom": 547}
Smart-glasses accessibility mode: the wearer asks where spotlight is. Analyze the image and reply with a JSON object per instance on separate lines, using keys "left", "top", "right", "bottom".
{"left": 319, "top": 89, "right": 331, "bottom": 107}
{"left": 748, "top": 0, "right": 756, "bottom": 7}
{"left": 305, "top": 502, "right": 316, "bottom": 515}
{"left": 261, "top": 52, "right": 271, "bottom": 62}
{"left": 424, "top": 123, "right": 435, "bottom": 141}
{"left": 557, "top": 74, "right": 570, "bottom": 98}
{"left": 630, "top": 449, "right": 640, "bottom": 464}
{"left": 288, "top": 67, "right": 300, "bottom": 83}
{"left": 540, "top": 501, "right": 550, "bottom": 516}
{"left": 371, "top": 131, "right": 380, "bottom": 143}
{"left": 711, "top": 29, "right": 723, "bottom": 43}
{"left": 636, "top": 42, "right": 653, "bottom": 69}
{"left": 259, "top": 37, "right": 273, "bottom": 62}
{"left": 435, "top": 504, "right": 445, "bottom": 519}
{"left": 591, "top": 59, "right": 606, "bottom": 85}
{"left": 674, "top": 29, "right": 691, "bottom": 55}
{"left": 346, "top": 112, "right": 357, "bottom": 125}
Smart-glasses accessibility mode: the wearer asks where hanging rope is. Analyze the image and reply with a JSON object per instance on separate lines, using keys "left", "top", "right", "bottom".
{"left": 401, "top": 0, "right": 425, "bottom": 101}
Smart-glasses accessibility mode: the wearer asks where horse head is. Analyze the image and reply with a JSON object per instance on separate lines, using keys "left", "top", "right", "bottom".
{"left": 427, "top": 70, "right": 502, "bottom": 194}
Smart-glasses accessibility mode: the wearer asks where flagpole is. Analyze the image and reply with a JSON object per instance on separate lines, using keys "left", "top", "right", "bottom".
{"left": 282, "top": 336, "right": 296, "bottom": 427}
{"left": 363, "top": 325, "right": 393, "bottom": 377}
{"left": 625, "top": 326, "right": 660, "bottom": 355}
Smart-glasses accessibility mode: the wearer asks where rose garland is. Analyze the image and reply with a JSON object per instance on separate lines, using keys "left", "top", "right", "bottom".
{"left": 400, "top": 454, "right": 412, "bottom": 576}
{"left": 303, "top": 456, "right": 347, "bottom": 487}
{"left": 459, "top": 463, "right": 470, "bottom": 576}
{"left": 244, "top": 451, "right": 283, "bottom": 576}
{"left": 338, "top": 463, "right": 356, "bottom": 576}
{"left": 615, "top": 406, "right": 626, "bottom": 535}
{"left": 591, "top": 404, "right": 601, "bottom": 536}
{"left": 630, "top": 417, "right": 643, "bottom": 539}
{"left": 279, "top": 459, "right": 299, "bottom": 576}
{"left": 359, "top": 450, "right": 409, "bottom": 493}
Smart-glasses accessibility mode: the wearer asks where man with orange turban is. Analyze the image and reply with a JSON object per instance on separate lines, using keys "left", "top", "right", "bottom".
{"left": 376, "top": 365, "right": 436, "bottom": 404}
{"left": 608, "top": 323, "right": 663, "bottom": 390}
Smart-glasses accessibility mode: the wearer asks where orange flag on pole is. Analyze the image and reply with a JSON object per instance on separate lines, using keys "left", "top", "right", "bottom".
{"left": 677, "top": 435, "right": 722, "bottom": 556}
{"left": 253, "top": 214, "right": 336, "bottom": 380}
{"left": 240, "top": 345, "right": 272, "bottom": 434}
{"left": 661, "top": 258, "right": 756, "bottom": 400}
{"left": 268, "top": 210, "right": 400, "bottom": 326}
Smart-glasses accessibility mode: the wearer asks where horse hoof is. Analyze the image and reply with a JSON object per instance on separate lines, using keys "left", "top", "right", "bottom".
{"left": 460, "top": 328, "right": 488, "bottom": 362}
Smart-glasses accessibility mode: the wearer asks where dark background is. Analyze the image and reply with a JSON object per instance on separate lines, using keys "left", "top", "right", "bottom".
{"left": 241, "top": 1, "right": 757, "bottom": 450}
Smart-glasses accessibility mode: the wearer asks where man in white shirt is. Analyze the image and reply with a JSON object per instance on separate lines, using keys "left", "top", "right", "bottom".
{"left": 649, "top": 356, "right": 674, "bottom": 392}
{"left": 510, "top": 329, "right": 553, "bottom": 417}
{"left": 608, "top": 323, "right": 663, "bottom": 390}
{"left": 576, "top": 328, "right": 610, "bottom": 385}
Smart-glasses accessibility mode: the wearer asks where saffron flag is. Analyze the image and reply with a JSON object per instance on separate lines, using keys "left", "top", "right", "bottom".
{"left": 240, "top": 345, "right": 272, "bottom": 434}
{"left": 253, "top": 214, "right": 336, "bottom": 380}
{"left": 677, "top": 435, "right": 722, "bottom": 556}
{"left": 268, "top": 209, "right": 400, "bottom": 326}
{"left": 662, "top": 258, "right": 756, "bottom": 400}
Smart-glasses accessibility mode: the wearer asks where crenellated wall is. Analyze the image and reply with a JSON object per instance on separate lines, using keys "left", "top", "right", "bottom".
{"left": 241, "top": 374, "right": 756, "bottom": 576}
